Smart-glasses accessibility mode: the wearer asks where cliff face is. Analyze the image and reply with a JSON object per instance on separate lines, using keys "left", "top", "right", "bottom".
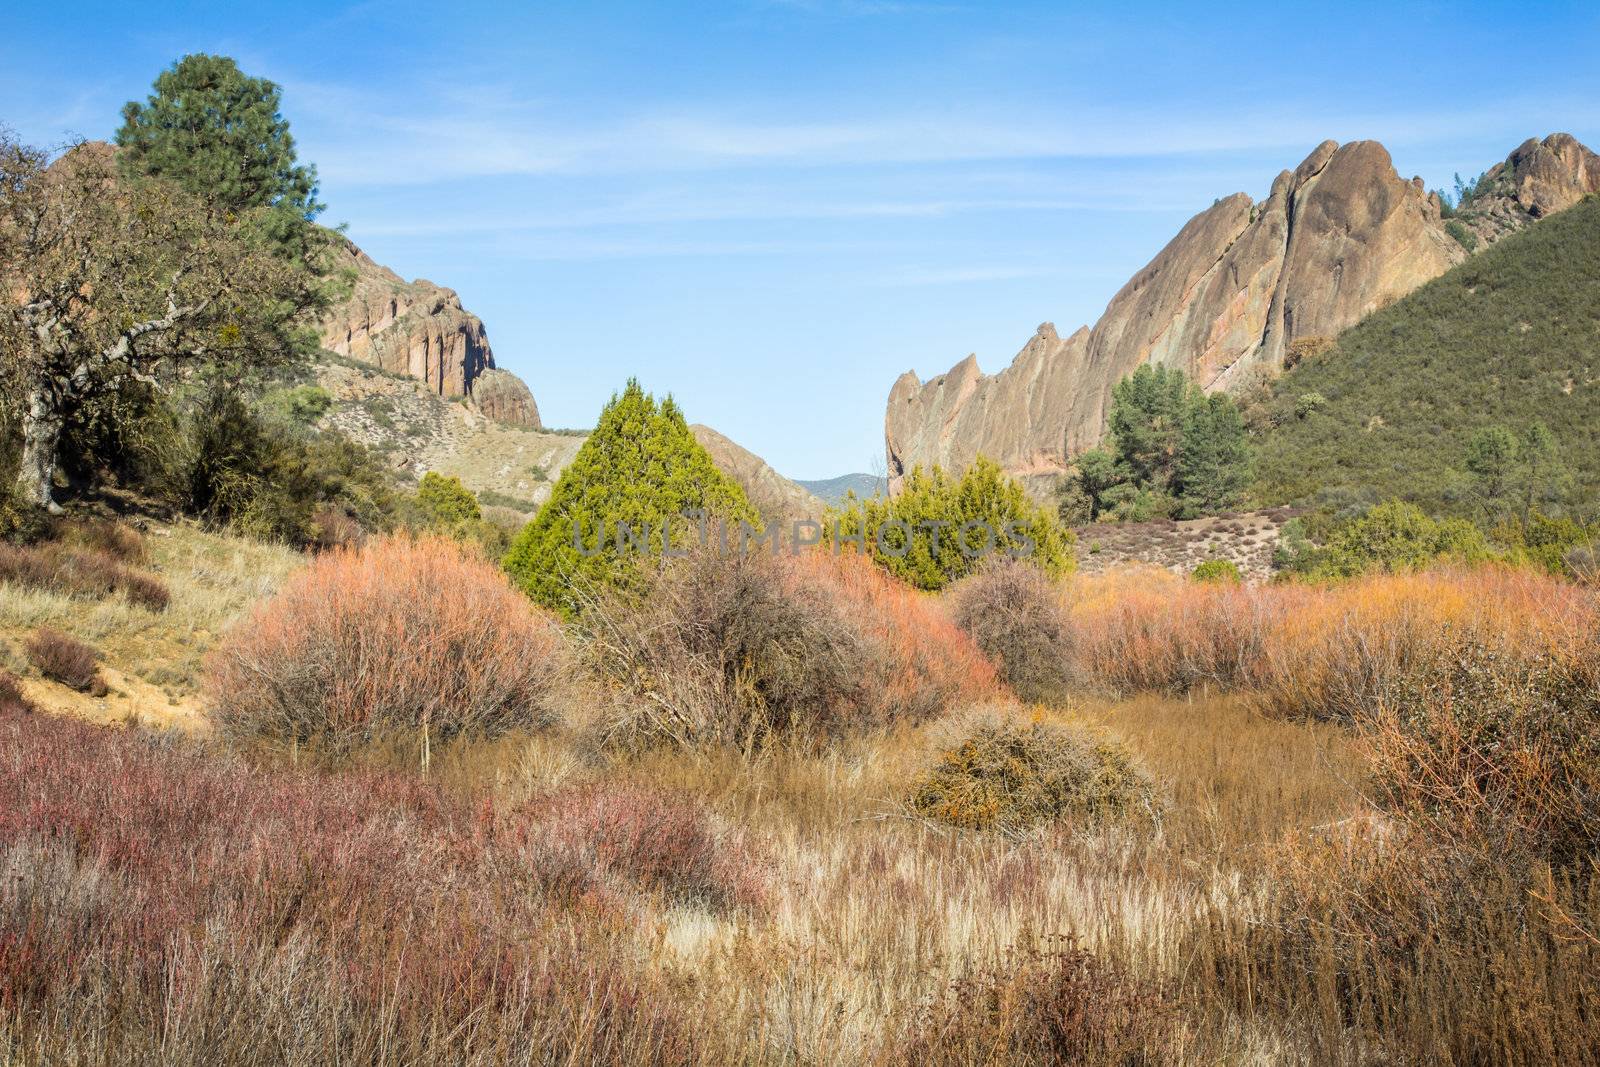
{"left": 885, "top": 133, "right": 1598, "bottom": 494}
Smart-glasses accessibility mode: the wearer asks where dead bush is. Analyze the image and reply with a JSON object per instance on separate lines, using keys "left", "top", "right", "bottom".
{"left": 900, "top": 937, "right": 1180, "bottom": 1066}
{"left": 309, "top": 504, "right": 366, "bottom": 553}
{"left": 583, "top": 548, "right": 871, "bottom": 750}
{"left": 526, "top": 784, "right": 766, "bottom": 911}
{"left": 584, "top": 547, "right": 1002, "bottom": 751}
{"left": 0, "top": 540, "right": 169, "bottom": 611}
{"left": 57, "top": 516, "right": 146, "bottom": 563}
{"left": 26, "top": 628, "right": 107, "bottom": 696}
{"left": 207, "top": 535, "right": 569, "bottom": 755}
{"left": 909, "top": 709, "right": 1157, "bottom": 833}
{"left": 948, "top": 558, "right": 1075, "bottom": 705}
{"left": 1364, "top": 637, "right": 1600, "bottom": 871}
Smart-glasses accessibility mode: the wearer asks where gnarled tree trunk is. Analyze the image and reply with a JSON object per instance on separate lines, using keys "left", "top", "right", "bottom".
{"left": 14, "top": 384, "right": 64, "bottom": 513}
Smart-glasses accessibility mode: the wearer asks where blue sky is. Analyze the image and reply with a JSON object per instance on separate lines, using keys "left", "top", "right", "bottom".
{"left": 5, "top": 2, "right": 1599, "bottom": 478}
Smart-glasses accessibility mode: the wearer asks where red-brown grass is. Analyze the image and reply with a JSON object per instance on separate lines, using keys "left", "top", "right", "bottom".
{"left": 0, "top": 672, "right": 32, "bottom": 715}
{"left": 207, "top": 534, "right": 568, "bottom": 754}
{"left": 527, "top": 784, "right": 766, "bottom": 910}
{"left": 0, "top": 540, "right": 170, "bottom": 611}
{"left": 24, "top": 628, "right": 106, "bottom": 696}
{"left": 0, "top": 704, "right": 713, "bottom": 1064}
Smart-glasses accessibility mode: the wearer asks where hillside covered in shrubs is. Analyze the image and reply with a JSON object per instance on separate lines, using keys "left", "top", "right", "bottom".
{"left": 1251, "top": 194, "right": 1600, "bottom": 519}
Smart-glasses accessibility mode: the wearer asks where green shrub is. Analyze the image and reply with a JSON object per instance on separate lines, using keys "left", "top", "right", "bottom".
{"left": 416, "top": 472, "right": 481, "bottom": 524}
{"left": 502, "top": 381, "right": 754, "bottom": 617}
{"left": 1444, "top": 218, "right": 1477, "bottom": 251}
{"left": 1294, "top": 392, "right": 1328, "bottom": 419}
{"left": 908, "top": 711, "right": 1156, "bottom": 833}
{"left": 1288, "top": 501, "right": 1493, "bottom": 579}
{"left": 828, "top": 457, "right": 1074, "bottom": 591}
{"left": 1192, "top": 559, "right": 1242, "bottom": 583}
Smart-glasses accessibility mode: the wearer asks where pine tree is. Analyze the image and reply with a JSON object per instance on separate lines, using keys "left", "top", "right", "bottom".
{"left": 501, "top": 381, "right": 754, "bottom": 616}
{"left": 1176, "top": 392, "right": 1251, "bottom": 517}
{"left": 116, "top": 54, "right": 325, "bottom": 257}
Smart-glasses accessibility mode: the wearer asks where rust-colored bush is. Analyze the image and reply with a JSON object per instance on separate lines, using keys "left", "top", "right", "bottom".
{"left": 797, "top": 549, "right": 1002, "bottom": 727}
{"left": 586, "top": 547, "right": 1001, "bottom": 750}
{"left": 948, "top": 559, "right": 1075, "bottom": 705}
{"left": 207, "top": 534, "right": 569, "bottom": 754}
{"left": 1062, "top": 565, "right": 1599, "bottom": 721}
{"left": 25, "top": 628, "right": 106, "bottom": 696}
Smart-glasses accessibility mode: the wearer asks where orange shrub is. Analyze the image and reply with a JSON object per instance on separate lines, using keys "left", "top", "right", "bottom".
{"left": 587, "top": 547, "right": 1002, "bottom": 750}
{"left": 793, "top": 549, "right": 1002, "bottom": 726}
{"left": 208, "top": 535, "right": 568, "bottom": 753}
{"left": 1062, "top": 565, "right": 1600, "bottom": 722}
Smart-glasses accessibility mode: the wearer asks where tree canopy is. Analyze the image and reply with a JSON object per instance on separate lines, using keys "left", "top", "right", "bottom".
{"left": 1064, "top": 364, "right": 1251, "bottom": 522}
{"left": 116, "top": 53, "right": 325, "bottom": 257}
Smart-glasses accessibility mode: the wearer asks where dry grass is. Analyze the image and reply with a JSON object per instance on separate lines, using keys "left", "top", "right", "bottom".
{"left": 0, "top": 520, "right": 303, "bottom": 723}
{"left": 5, "top": 534, "right": 1597, "bottom": 1064}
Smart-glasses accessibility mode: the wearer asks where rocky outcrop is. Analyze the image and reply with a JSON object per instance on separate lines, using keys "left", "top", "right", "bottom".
{"left": 690, "top": 425, "right": 826, "bottom": 528}
{"left": 885, "top": 134, "right": 1598, "bottom": 495}
{"left": 1456, "top": 133, "right": 1600, "bottom": 246}
{"left": 320, "top": 238, "right": 496, "bottom": 399}
{"left": 471, "top": 368, "right": 542, "bottom": 429}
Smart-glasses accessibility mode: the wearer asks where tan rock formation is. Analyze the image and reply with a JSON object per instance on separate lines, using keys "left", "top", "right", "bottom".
{"left": 885, "top": 134, "right": 1598, "bottom": 495}
{"left": 471, "top": 368, "right": 542, "bottom": 429}
{"left": 320, "top": 238, "right": 495, "bottom": 399}
{"left": 690, "top": 424, "right": 826, "bottom": 528}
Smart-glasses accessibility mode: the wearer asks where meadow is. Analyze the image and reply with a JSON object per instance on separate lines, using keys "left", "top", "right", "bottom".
{"left": 1, "top": 524, "right": 1597, "bottom": 1065}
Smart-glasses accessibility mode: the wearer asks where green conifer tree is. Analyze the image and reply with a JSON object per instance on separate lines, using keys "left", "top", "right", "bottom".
{"left": 502, "top": 381, "right": 754, "bottom": 616}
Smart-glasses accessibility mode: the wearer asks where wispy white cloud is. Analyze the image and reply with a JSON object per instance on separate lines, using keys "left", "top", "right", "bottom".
{"left": 290, "top": 78, "right": 1588, "bottom": 189}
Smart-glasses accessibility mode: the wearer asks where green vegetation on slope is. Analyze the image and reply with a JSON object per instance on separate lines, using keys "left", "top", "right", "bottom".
{"left": 1251, "top": 195, "right": 1600, "bottom": 520}
{"left": 827, "top": 457, "right": 1074, "bottom": 590}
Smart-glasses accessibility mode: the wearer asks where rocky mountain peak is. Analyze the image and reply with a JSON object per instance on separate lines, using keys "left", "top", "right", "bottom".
{"left": 885, "top": 133, "right": 1598, "bottom": 498}
{"left": 318, "top": 237, "right": 542, "bottom": 429}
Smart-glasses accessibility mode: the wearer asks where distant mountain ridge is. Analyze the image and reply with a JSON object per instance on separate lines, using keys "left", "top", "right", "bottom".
{"left": 796, "top": 473, "right": 886, "bottom": 506}
{"left": 885, "top": 133, "right": 1600, "bottom": 498}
